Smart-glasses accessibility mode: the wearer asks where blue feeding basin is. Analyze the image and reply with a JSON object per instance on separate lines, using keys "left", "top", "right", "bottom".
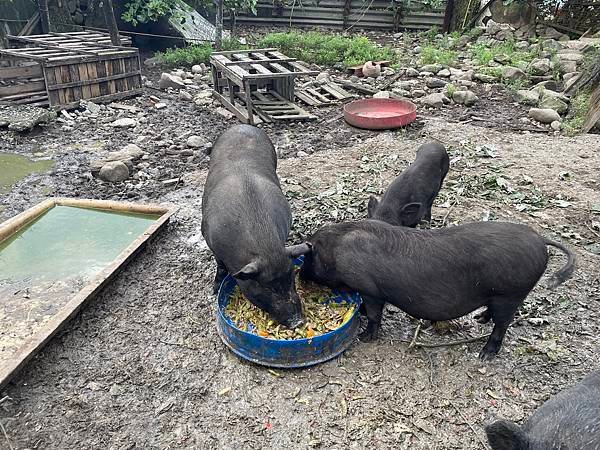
{"left": 216, "top": 257, "right": 362, "bottom": 368}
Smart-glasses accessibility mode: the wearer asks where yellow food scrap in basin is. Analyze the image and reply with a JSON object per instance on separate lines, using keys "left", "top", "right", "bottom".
{"left": 224, "top": 277, "right": 355, "bottom": 340}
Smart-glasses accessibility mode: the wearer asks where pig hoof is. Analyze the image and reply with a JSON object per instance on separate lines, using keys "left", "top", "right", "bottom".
{"left": 359, "top": 330, "right": 377, "bottom": 342}
{"left": 478, "top": 347, "right": 499, "bottom": 361}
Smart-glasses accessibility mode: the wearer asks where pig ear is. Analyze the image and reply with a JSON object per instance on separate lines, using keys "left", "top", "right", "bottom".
{"left": 399, "top": 202, "right": 422, "bottom": 224}
{"left": 367, "top": 196, "right": 379, "bottom": 217}
{"left": 286, "top": 242, "right": 312, "bottom": 257}
{"left": 232, "top": 261, "right": 260, "bottom": 280}
{"left": 484, "top": 420, "right": 529, "bottom": 450}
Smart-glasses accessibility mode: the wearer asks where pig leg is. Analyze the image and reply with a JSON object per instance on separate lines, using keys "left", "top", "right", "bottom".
{"left": 358, "top": 296, "right": 385, "bottom": 342}
{"left": 479, "top": 296, "right": 523, "bottom": 360}
{"left": 213, "top": 259, "right": 228, "bottom": 294}
{"left": 474, "top": 308, "right": 492, "bottom": 324}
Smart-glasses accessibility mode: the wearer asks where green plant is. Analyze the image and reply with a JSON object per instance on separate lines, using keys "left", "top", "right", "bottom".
{"left": 420, "top": 46, "right": 457, "bottom": 67}
{"left": 122, "top": 0, "right": 177, "bottom": 26}
{"left": 258, "top": 32, "right": 396, "bottom": 67}
{"left": 156, "top": 38, "right": 248, "bottom": 66}
{"left": 445, "top": 83, "right": 456, "bottom": 97}
{"left": 562, "top": 90, "right": 591, "bottom": 135}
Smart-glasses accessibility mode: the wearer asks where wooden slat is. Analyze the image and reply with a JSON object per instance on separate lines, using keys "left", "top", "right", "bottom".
{"left": 0, "top": 81, "right": 46, "bottom": 96}
{"left": 0, "top": 64, "right": 43, "bottom": 79}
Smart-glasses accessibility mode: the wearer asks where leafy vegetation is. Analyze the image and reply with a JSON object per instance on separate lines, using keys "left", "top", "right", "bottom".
{"left": 157, "top": 39, "right": 248, "bottom": 66}
{"left": 419, "top": 46, "right": 458, "bottom": 67}
{"left": 258, "top": 32, "right": 396, "bottom": 67}
{"left": 562, "top": 90, "right": 591, "bottom": 135}
{"left": 470, "top": 40, "right": 541, "bottom": 67}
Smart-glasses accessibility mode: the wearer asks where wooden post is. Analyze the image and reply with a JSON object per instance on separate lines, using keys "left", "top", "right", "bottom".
{"left": 443, "top": 0, "right": 454, "bottom": 32}
{"left": 215, "top": 0, "right": 223, "bottom": 50}
{"left": 343, "top": 0, "right": 352, "bottom": 28}
{"left": 38, "top": 0, "right": 51, "bottom": 33}
{"left": 102, "top": 0, "right": 120, "bottom": 46}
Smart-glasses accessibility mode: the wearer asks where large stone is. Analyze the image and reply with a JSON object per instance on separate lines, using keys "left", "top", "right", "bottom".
{"left": 493, "top": 54, "right": 510, "bottom": 64}
{"left": 496, "top": 29, "right": 515, "bottom": 41}
{"left": 556, "top": 52, "right": 584, "bottom": 63}
{"left": 486, "top": 20, "right": 502, "bottom": 35}
{"left": 411, "top": 89, "right": 426, "bottom": 98}
{"left": 502, "top": 66, "right": 527, "bottom": 81}
{"left": 373, "top": 91, "right": 391, "bottom": 99}
{"left": 515, "top": 41, "right": 530, "bottom": 51}
{"left": 533, "top": 80, "right": 560, "bottom": 92}
{"left": 543, "top": 26, "right": 570, "bottom": 41}
{"left": 110, "top": 118, "right": 137, "bottom": 128}
{"left": 421, "top": 63, "right": 443, "bottom": 73}
{"left": 528, "top": 58, "right": 552, "bottom": 76}
{"left": 99, "top": 161, "right": 129, "bottom": 182}
{"left": 452, "top": 90, "right": 479, "bottom": 106}
{"left": 563, "top": 76, "right": 579, "bottom": 92}
{"left": 460, "top": 70, "right": 474, "bottom": 81}
{"left": 191, "top": 64, "right": 204, "bottom": 74}
{"left": 515, "top": 89, "right": 540, "bottom": 106}
{"left": 437, "top": 68, "right": 451, "bottom": 77}
{"left": 421, "top": 93, "right": 450, "bottom": 108}
{"left": 159, "top": 73, "right": 185, "bottom": 90}
{"left": 107, "top": 144, "right": 145, "bottom": 162}
{"left": 0, "top": 104, "right": 56, "bottom": 131}
{"left": 405, "top": 68, "right": 420, "bottom": 77}
{"left": 528, "top": 108, "right": 561, "bottom": 124}
{"left": 556, "top": 59, "right": 577, "bottom": 75}
{"left": 539, "top": 96, "right": 569, "bottom": 114}
{"left": 541, "top": 39, "right": 565, "bottom": 51}
{"left": 187, "top": 135, "right": 207, "bottom": 148}
{"left": 474, "top": 73, "right": 498, "bottom": 83}
{"left": 426, "top": 77, "right": 447, "bottom": 88}
{"left": 563, "top": 72, "right": 580, "bottom": 82}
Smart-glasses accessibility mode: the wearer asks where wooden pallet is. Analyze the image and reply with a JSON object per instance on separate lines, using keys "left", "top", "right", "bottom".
{"left": 235, "top": 90, "right": 315, "bottom": 123}
{"left": 296, "top": 82, "right": 354, "bottom": 106}
{"left": 0, "top": 32, "right": 140, "bottom": 109}
{"left": 210, "top": 48, "right": 318, "bottom": 124}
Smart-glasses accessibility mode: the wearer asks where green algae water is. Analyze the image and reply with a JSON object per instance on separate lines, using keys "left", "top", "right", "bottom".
{"left": 0, "top": 206, "right": 160, "bottom": 284}
{"left": 0, "top": 153, "right": 54, "bottom": 194}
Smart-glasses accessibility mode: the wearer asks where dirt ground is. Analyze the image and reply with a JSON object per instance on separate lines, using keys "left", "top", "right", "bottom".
{"left": 1, "top": 38, "right": 600, "bottom": 450}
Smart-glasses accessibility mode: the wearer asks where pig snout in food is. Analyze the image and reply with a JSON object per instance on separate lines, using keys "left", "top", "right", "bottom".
{"left": 486, "top": 370, "right": 600, "bottom": 450}
{"left": 201, "top": 124, "right": 303, "bottom": 327}
{"left": 292, "top": 219, "right": 574, "bottom": 360}
{"left": 367, "top": 142, "right": 449, "bottom": 227}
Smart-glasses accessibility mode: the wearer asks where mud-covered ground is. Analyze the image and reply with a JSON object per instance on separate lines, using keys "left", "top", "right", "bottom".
{"left": 1, "top": 35, "right": 600, "bottom": 450}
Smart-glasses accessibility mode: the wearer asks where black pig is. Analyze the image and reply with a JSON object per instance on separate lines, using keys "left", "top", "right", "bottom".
{"left": 201, "top": 125, "right": 302, "bottom": 328}
{"left": 288, "top": 220, "right": 574, "bottom": 359}
{"left": 486, "top": 370, "right": 600, "bottom": 449}
{"left": 367, "top": 142, "right": 449, "bottom": 227}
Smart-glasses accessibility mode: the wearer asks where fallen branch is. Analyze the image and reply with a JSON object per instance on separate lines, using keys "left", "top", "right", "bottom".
{"left": 441, "top": 199, "right": 458, "bottom": 226}
{"left": 408, "top": 322, "right": 422, "bottom": 349}
{"left": 0, "top": 420, "right": 14, "bottom": 450}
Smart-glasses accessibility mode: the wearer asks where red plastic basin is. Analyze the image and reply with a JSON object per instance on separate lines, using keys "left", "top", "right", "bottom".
{"left": 344, "top": 98, "right": 417, "bottom": 130}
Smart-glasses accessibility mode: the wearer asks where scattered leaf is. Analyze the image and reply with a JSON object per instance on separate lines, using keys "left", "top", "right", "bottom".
{"left": 218, "top": 387, "right": 232, "bottom": 396}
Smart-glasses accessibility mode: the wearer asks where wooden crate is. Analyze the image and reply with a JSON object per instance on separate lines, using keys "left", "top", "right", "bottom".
{"left": 0, "top": 32, "right": 142, "bottom": 109}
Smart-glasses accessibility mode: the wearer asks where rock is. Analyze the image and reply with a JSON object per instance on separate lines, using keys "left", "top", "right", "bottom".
{"left": 405, "top": 68, "right": 420, "bottom": 77}
{"left": 515, "top": 89, "right": 540, "bottom": 105}
{"left": 551, "top": 120, "right": 561, "bottom": 131}
{"left": 394, "top": 80, "right": 416, "bottom": 90}
{"left": 186, "top": 135, "right": 206, "bottom": 148}
{"left": 486, "top": 20, "right": 502, "bottom": 35}
{"left": 502, "top": 66, "right": 527, "bottom": 81}
{"left": 99, "top": 161, "right": 129, "bottom": 182}
{"left": 215, "top": 107, "right": 234, "bottom": 119}
{"left": 413, "top": 46, "right": 421, "bottom": 54}
{"left": 437, "top": 69, "right": 451, "bottom": 77}
{"left": 460, "top": 70, "right": 474, "bottom": 81}
{"left": 533, "top": 80, "right": 560, "bottom": 92}
{"left": 373, "top": 91, "right": 391, "bottom": 99}
{"left": 556, "top": 52, "right": 584, "bottom": 63}
{"left": 528, "top": 108, "right": 561, "bottom": 124}
{"left": 411, "top": 89, "right": 426, "bottom": 98}
{"left": 362, "top": 61, "right": 381, "bottom": 78}
{"left": 496, "top": 30, "right": 514, "bottom": 41}
{"left": 421, "top": 93, "right": 450, "bottom": 108}
{"left": 515, "top": 41, "right": 530, "bottom": 51}
{"left": 563, "top": 76, "right": 579, "bottom": 92}
{"left": 80, "top": 99, "right": 101, "bottom": 114}
{"left": 543, "top": 26, "right": 570, "bottom": 41}
{"left": 426, "top": 77, "right": 447, "bottom": 88}
{"left": 0, "top": 104, "right": 56, "bottom": 131}
{"left": 539, "top": 96, "right": 569, "bottom": 115}
{"left": 474, "top": 73, "right": 497, "bottom": 83}
{"left": 172, "top": 69, "right": 185, "bottom": 78}
{"left": 556, "top": 59, "right": 577, "bottom": 75}
{"left": 542, "top": 39, "right": 564, "bottom": 51}
{"left": 452, "top": 90, "right": 479, "bottom": 106}
{"left": 457, "top": 35, "right": 471, "bottom": 48}
{"left": 392, "top": 88, "right": 412, "bottom": 98}
{"left": 421, "top": 63, "right": 443, "bottom": 73}
{"left": 419, "top": 71, "right": 434, "bottom": 77}
{"left": 528, "top": 58, "right": 552, "bottom": 76}
{"left": 107, "top": 144, "right": 144, "bottom": 162}
{"left": 110, "top": 117, "right": 137, "bottom": 128}
{"left": 155, "top": 102, "right": 167, "bottom": 109}
{"left": 191, "top": 65, "right": 204, "bottom": 74}
{"left": 194, "top": 90, "right": 214, "bottom": 107}
{"left": 563, "top": 71, "right": 580, "bottom": 82}
{"left": 297, "top": 151, "right": 309, "bottom": 158}
{"left": 493, "top": 54, "right": 510, "bottom": 64}
{"left": 179, "top": 91, "right": 193, "bottom": 101}
{"left": 159, "top": 73, "right": 185, "bottom": 90}
{"left": 541, "top": 89, "right": 570, "bottom": 103}
{"left": 449, "top": 68, "right": 464, "bottom": 78}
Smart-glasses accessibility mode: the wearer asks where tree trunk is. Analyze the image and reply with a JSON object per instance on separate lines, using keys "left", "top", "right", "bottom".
{"left": 215, "top": 0, "right": 223, "bottom": 50}
{"left": 38, "top": 0, "right": 51, "bottom": 33}
{"left": 102, "top": 0, "right": 120, "bottom": 46}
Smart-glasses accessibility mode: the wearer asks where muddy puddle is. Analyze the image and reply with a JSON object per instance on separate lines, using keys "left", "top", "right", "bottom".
{"left": 0, "top": 153, "right": 54, "bottom": 194}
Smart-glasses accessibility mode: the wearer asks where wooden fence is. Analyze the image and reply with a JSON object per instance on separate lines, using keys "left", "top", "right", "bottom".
{"left": 232, "top": 0, "right": 446, "bottom": 31}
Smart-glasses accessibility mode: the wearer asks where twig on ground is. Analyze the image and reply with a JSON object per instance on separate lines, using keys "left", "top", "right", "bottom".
{"left": 408, "top": 322, "right": 422, "bottom": 349}
{"left": 442, "top": 199, "right": 458, "bottom": 226}
{"left": 0, "top": 420, "right": 14, "bottom": 450}
{"left": 451, "top": 402, "right": 487, "bottom": 449}
{"left": 0, "top": 396, "right": 10, "bottom": 405}
{"left": 413, "top": 333, "right": 490, "bottom": 348}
